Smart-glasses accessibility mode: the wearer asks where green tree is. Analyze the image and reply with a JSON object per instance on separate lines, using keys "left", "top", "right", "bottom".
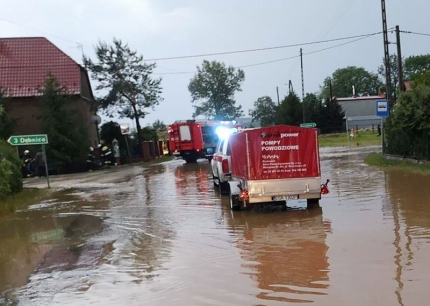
{"left": 39, "top": 73, "right": 88, "bottom": 167}
{"left": 249, "top": 96, "right": 277, "bottom": 127}
{"left": 140, "top": 127, "right": 158, "bottom": 142}
{"left": 152, "top": 120, "right": 167, "bottom": 131}
{"left": 276, "top": 92, "right": 302, "bottom": 126}
{"left": 410, "top": 71, "right": 430, "bottom": 87}
{"left": 0, "top": 90, "right": 16, "bottom": 140}
{"left": 188, "top": 60, "right": 245, "bottom": 120}
{"left": 0, "top": 140, "right": 22, "bottom": 198}
{"left": 100, "top": 121, "right": 127, "bottom": 146}
{"left": 385, "top": 85, "right": 430, "bottom": 158}
{"left": 303, "top": 93, "right": 321, "bottom": 124}
{"left": 404, "top": 54, "right": 430, "bottom": 78}
{"left": 317, "top": 98, "right": 345, "bottom": 134}
{"left": 83, "top": 39, "right": 163, "bottom": 145}
{"left": 378, "top": 54, "right": 402, "bottom": 100}
{"left": 321, "top": 66, "right": 382, "bottom": 98}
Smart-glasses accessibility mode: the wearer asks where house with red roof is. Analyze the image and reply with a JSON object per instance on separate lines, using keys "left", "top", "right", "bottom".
{"left": 0, "top": 37, "right": 98, "bottom": 147}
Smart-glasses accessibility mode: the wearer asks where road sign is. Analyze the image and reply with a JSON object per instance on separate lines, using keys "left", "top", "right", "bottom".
{"left": 376, "top": 100, "right": 390, "bottom": 117}
{"left": 7, "top": 134, "right": 49, "bottom": 146}
{"left": 120, "top": 124, "right": 130, "bottom": 135}
{"left": 300, "top": 122, "right": 317, "bottom": 128}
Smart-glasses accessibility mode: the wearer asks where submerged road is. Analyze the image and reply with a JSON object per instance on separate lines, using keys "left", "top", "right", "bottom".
{"left": 1, "top": 146, "right": 430, "bottom": 305}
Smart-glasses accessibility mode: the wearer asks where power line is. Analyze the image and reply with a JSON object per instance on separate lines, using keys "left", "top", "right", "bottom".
{"left": 145, "top": 31, "right": 384, "bottom": 61}
{"left": 153, "top": 32, "right": 381, "bottom": 75}
{"left": 401, "top": 30, "right": 430, "bottom": 37}
{"left": 0, "top": 19, "right": 86, "bottom": 47}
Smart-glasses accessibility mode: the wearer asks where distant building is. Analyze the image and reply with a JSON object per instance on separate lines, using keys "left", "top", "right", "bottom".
{"left": 334, "top": 95, "right": 386, "bottom": 130}
{"left": 0, "top": 37, "right": 98, "bottom": 146}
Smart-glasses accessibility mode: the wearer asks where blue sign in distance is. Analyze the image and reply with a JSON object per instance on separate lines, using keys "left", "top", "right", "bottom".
{"left": 376, "top": 100, "right": 389, "bottom": 117}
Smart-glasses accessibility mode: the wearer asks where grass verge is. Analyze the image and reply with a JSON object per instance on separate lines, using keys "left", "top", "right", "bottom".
{"left": 0, "top": 188, "right": 52, "bottom": 217}
{"left": 364, "top": 152, "right": 430, "bottom": 175}
{"left": 319, "top": 132, "right": 382, "bottom": 148}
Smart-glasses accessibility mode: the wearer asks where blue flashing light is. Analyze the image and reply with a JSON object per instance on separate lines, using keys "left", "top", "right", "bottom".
{"left": 215, "top": 126, "right": 237, "bottom": 140}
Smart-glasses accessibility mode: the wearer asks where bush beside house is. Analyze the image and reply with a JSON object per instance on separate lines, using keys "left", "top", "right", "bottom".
{"left": 0, "top": 140, "right": 22, "bottom": 199}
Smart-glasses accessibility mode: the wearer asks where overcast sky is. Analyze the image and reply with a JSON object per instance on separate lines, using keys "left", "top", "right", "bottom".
{"left": 1, "top": 0, "right": 430, "bottom": 128}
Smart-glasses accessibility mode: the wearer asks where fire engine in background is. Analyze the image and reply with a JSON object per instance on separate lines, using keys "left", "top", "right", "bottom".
{"left": 168, "top": 120, "right": 241, "bottom": 163}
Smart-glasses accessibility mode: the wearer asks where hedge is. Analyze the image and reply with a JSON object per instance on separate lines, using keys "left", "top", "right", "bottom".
{"left": 0, "top": 140, "right": 22, "bottom": 199}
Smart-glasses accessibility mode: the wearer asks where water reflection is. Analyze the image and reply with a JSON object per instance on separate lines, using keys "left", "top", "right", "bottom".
{"left": 385, "top": 169, "right": 430, "bottom": 306}
{"left": 174, "top": 162, "right": 213, "bottom": 205}
{"left": 225, "top": 207, "right": 331, "bottom": 304}
{"left": 0, "top": 196, "right": 106, "bottom": 300}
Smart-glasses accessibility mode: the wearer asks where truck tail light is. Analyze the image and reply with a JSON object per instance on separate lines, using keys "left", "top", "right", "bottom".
{"left": 321, "top": 179, "right": 330, "bottom": 195}
{"left": 239, "top": 189, "right": 249, "bottom": 201}
{"left": 222, "top": 159, "right": 229, "bottom": 173}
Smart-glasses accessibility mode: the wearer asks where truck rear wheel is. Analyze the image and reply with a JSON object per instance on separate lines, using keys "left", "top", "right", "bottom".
{"left": 229, "top": 193, "right": 241, "bottom": 211}
{"left": 307, "top": 199, "right": 320, "bottom": 209}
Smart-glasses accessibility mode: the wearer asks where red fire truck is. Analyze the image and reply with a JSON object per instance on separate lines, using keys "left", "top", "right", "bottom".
{"left": 168, "top": 120, "right": 240, "bottom": 163}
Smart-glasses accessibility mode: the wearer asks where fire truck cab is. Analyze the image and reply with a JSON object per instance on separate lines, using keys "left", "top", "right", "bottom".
{"left": 168, "top": 120, "right": 239, "bottom": 163}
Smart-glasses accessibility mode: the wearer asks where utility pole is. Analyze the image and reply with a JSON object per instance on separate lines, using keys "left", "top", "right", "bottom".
{"left": 276, "top": 86, "right": 280, "bottom": 106}
{"left": 396, "top": 25, "right": 405, "bottom": 92}
{"left": 381, "top": 0, "right": 392, "bottom": 105}
{"left": 381, "top": 0, "right": 391, "bottom": 156}
{"left": 300, "top": 48, "right": 306, "bottom": 122}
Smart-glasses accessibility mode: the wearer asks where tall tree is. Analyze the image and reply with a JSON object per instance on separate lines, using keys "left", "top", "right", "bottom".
{"left": 249, "top": 96, "right": 277, "bottom": 127}
{"left": 404, "top": 54, "right": 430, "bottom": 78}
{"left": 188, "top": 60, "right": 245, "bottom": 120}
{"left": 317, "top": 98, "right": 345, "bottom": 134}
{"left": 378, "top": 54, "right": 402, "bottom": 100}
{"left": 321, "top": 66, "right": 382, "bottom": 98}
{"left": 276, "top": 92, "right": 302, "bottom": 126}
{"left": 83, "top": 39, "right": 163, "bottom": 146}
{"left": 39, "top": 73, "right": 88, "bottom": 166}
{"left": 303, "top": 93, "right": 321, "bottom": 124}
{"left": 0, "top": 90, "right": 15, "bottom": 140}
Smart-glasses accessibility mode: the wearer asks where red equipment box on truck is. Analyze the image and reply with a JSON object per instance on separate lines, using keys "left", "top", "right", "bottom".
{"left": 230, "top": 125, "right": 320, "bottom": 180}
{"left": 225, "top": 125, "right": 327, "bottom": 211}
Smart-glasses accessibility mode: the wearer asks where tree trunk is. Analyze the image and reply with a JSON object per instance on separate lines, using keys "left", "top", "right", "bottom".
{"left": 132, "top": 103, "right": 144, "bottom": 159}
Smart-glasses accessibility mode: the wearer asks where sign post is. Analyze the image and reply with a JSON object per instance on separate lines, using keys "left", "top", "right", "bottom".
{"left": 120, "top": 124, "right": 132, "bottom": 162}
{"left": 344, "top": 111, "right": 349, "bottom": 146}
{"left": 376, "top": 100, "right": 390, "bottom": 154}
{"left": 7, "top": 134, "right": 50, "bottom": 188}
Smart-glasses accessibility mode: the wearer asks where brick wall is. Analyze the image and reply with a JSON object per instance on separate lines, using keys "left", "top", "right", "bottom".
{"left": 6, "top": 95, "right": 98, "bottom": 152}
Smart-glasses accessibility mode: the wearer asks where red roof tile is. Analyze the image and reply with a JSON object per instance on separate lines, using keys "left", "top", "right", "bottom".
{"left": 0, "top": 37, "right": 81, "bottom": 98}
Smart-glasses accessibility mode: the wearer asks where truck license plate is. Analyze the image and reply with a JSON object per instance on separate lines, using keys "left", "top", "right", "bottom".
{"left": 272, "top": 195, "right": 298, "bottom": 201}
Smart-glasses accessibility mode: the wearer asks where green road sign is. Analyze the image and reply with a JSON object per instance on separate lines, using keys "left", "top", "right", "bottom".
{"left": 7, "top": 134, "right": 49, "bottom": 146}
{"left": 300, "top": 123, "right": 317, "bottom": 128}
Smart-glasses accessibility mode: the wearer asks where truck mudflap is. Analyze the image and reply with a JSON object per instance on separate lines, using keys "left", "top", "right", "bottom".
{"left": 228, "top": 181, "right": 248, "bottom": 211}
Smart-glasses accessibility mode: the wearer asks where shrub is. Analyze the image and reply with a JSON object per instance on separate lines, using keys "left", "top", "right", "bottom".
{"left": 0, "top": 140, "right": 22, "bottom": 198}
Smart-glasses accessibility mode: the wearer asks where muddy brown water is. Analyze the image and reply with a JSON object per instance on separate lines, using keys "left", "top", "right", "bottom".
{"left": 1, "top": 147, "right": 430, "bottom": 305}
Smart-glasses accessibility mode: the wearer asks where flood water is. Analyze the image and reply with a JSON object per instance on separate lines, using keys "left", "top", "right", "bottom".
{"left": 1, "top": 146, "right": 430, "bottom": 305}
